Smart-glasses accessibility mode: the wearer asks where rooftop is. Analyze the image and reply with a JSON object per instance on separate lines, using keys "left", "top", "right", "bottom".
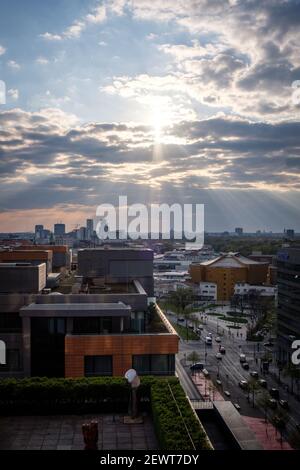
{"left": 20, "top": 302, "right": 131, "bottom": 317}
{"left": 200, "top": 253, "right": 267, "bottom": 268}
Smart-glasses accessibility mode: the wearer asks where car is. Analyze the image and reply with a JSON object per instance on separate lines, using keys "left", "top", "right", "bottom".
{"left": 264, "top": 342, "right": 274, "bottom": 348}
{"left": 190, "top": 362, "right": 204, "bottom": 371}
{"left": 239, "top": 380, "right": 248, "bottom": 390}
{"left": 250, "top": 371, "right": 259, "bottom": 379}
{"left": 216, "top": 353, "right": 222, "bottom": 360}
{"left": 202, "top": 368, "right": 209, "bottom": 377}
{"left": 216, "top": 379, "right": 222, "bottom": 386}
{"left": 197, "top": 325, "right": 204, "bottom": 331}
{"left": 208, "top": 332, "right": 213, "bottom": 337}
{"left": 224, "top": 390, "right": 231, "bottom": 397}
{"left": 178, "top": 318, "right": 185, "bottom": 322}
{"left": 268, "top": 399, "right": 277, "bottom": 409}
{"left": 188, "top": 325, "right": 195, "bottom": 330}
{"left": 234, "top": 403, "right": 241, "bottom": 411}
{"left": 242, "top": 362, "right": 249, "bottom": 370}
{"left": 270, "top": 388, "right": 280, "bottom": 399}
{"left": 220, "top": 346, "right": 226, "bottom": 355}
{"left": 205, "top": 336, "right": 212, "bottom": 345}
{"left": 215, "top": 337, "right": 221, "bottom": 343}
{"left": 279, "top": 400, "right": 289, "bottom": 409}
{"left": 258, "top": 379, "right": 267, "bottom": 388}
{"left": 239, "top": 354, "right": 246, "bottom": 363}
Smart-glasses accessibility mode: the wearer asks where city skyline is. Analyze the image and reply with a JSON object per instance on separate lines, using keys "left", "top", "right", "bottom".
{"left": 1, "top": 1, "right": 300, "bottom": 232}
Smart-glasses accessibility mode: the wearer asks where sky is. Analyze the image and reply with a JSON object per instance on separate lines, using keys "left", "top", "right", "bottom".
{"left": 0, "top": 0, "right": 300, "bottom": 233}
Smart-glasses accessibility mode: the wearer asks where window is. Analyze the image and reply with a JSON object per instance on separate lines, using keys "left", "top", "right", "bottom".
{"left": 132, "top": 355, "right": 175, "bottom": 376}
{"left": 84, "top": 355, "right": 112, "bottom": 376}
{"left": 0, "top": 313, "right": 22, "bottom": 333}
{"left": 0, "top": 349, "right": 22, "bottom": 372}
{"left": 73, "top": 317, "right": 112, "bottom": 334}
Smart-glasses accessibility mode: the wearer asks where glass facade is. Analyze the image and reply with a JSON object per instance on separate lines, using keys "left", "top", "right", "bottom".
{"left": 132, "top": 354, "right": 175, "bottom": 375}
{"left": 84, "top": 355, "right": 113, "bottom": 376}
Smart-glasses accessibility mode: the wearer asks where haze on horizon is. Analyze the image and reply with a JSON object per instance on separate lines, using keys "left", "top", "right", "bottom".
{"left": 0, "top": 0, "right": 300, "bottom": 233}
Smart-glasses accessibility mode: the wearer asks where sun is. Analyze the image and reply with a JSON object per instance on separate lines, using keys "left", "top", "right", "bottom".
{"left": 149, "top": 96, "right": 172, "bottom": 141}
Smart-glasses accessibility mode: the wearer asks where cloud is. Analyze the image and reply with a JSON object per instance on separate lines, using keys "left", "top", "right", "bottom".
{"left": 0, "top": 45, "right": 6, "bottom": 56}
{"left": 7, "top": 60, "right": 21, "bottom": 70}
{"left": 40, "top": 3, "right": 107, "bottom": 41}
{"left": 36, "top": 57, "right": 49, "bottom": 65}
{"left": 40, "top": 32, "right": 62, "bottom": 41}
{"left": 7, "top": 89, "right": 19, "bottom": 100}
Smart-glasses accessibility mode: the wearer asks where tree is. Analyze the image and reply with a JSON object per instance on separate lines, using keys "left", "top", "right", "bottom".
{"left": 247, "top": 378, "right": 260, "bottom": 408}
{"left": 167, "top": 288, "right": 194, "bottom": 341}
{"left": 257, "top": 390, "right": 270, "bottom": 423}
{"left": 270, "top": 410, "right": 290, "bottom": 446}
{"left": 283, "top": 363, "right": 300, "bottom": 395}
{"left": 187, "top": 351, "right": 200, "bottom": 365}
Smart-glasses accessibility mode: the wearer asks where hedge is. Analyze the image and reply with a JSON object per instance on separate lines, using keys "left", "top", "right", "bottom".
{"left": 151, "top": 379, "right": 212, "bottom": 450}
{"left": 0, "top": 376, "right": 212, "bottom": 450}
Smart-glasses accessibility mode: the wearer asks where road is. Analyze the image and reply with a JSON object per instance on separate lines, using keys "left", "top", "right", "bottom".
{"left": 169, "top": 312, "right": 300, "bottom": 441}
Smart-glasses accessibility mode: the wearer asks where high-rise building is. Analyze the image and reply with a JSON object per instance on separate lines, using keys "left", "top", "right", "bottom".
{"left": 277, "top": 246, "right": 300, "bottom": 364}
{"left": 284, "top": 229, "right": 295, "bottom": 239}
{"left": 235, "top": 227, "right": 243, "bottom": 236}
{"left": 86, "top": 219, "right": 94, "bottom": 240}
{"left": 35, "top": 225, "right": 44, "bottom": 239}
{"left": 54, "top": 224, "right": 66, "bottom": 237}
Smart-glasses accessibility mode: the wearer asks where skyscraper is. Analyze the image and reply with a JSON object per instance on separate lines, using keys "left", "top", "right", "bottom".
{"left": 54, "top": 224, "right": 66, "bottom": 237}
{"left": 86, "top": 219, "right": 94, "bottom": 240}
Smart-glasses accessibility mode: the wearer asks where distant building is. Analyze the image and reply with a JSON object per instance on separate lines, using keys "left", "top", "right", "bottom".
{"left": 199, "top": 282, "right": 217, "bottom": 301}
{"left": 277, "top": 247, "right": 300, "bottom": 364}
{"left": 284, "top": 229, "right": 295, "bottom": 239}
{"left": 0, "top": 249, "right": 53, "bottom": 273}
{"left": 86, "top": 219, "right": 94, "bottom": 240}
{"left": 234, "top": 283, "right": 277, "bottom": 299}
{"left": 189, "top": 253, "right": 268, "bottom": 301}
{"left": 35, "top": 225, "right": 44, "bottom": 239}
{"left": 14, "top": 245, "right": 70, "bottom": 270}
{"left": 235, "top": 227, "right": 243, "bottom": 236}
{"left": 54, "top": 224, "right": 66, "bottom": 237}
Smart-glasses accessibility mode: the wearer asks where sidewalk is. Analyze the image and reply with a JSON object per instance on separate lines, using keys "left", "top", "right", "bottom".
{"left": 242, "top": 415, "right": 293, "bottom": 450}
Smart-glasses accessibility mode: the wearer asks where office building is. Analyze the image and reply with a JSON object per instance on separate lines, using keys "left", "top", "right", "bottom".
{"left": 235, "top": 227, "right": 243, "bottom": 236}
{"left": 277, "top": 246, "right": 300, "bottom": 363}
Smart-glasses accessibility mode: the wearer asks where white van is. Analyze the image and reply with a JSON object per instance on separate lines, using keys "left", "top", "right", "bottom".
{"left": 239, "top": 353, "right": 246, "bottom": 363}
{"left": 205, "top": 336, "right": 212, "bottom": 346}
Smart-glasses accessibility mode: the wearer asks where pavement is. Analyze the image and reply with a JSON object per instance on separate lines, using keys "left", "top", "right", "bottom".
{"left": 0, "top": 414, "right": 158, "bottom": 450}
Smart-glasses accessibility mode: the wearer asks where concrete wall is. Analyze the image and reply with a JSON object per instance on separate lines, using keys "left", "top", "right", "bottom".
{"left": 0, "top": 264, "right": 46, "bottom": 294}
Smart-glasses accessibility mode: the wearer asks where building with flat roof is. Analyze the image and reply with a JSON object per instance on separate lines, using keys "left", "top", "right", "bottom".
{"left": 277, "top": 246, "right": 300, "bottom": 364}
{"left": 1, "top": 247, "right": 178, "bottom": 379}
{"left": 0, "top": 263, "right": 46, "bottom": 378}
{"left": 0, "top": 249, "right": 52, "bottom": 273}
{"left": 78, "top": 247, "right": 154, "bottom": 297}
{"left": 189, "top": 253, "right": 268, "bottom": 301}
{"left": 14, "top": 245, "right": 69, "bottom": 270}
